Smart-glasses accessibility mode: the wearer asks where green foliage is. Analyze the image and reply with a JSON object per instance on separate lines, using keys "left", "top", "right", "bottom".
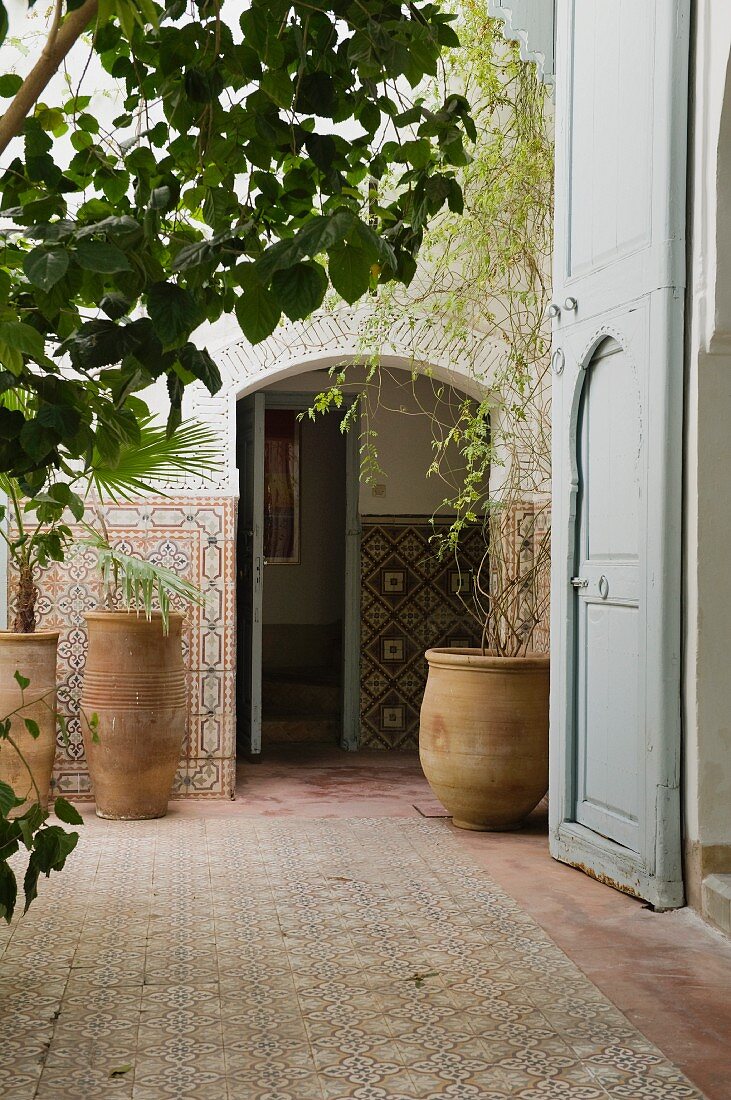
{"left": 0, "top": 675, "right": 82, "bottom": 923}
{"left": 0, "top": 414, "right": 220, "bottom": 631}
{"left": 86, "top": 529, "right": 203, "bottom": 633}
{"left": 0, "top": 0, "right": 473, "bottom": 487}
{"left": 310, "top": 4, "right": 554, "bottom": 653}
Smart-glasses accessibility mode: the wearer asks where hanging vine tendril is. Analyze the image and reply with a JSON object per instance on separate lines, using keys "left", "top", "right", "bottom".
{"left": 311, "top": 5, "right": 554, "bottom": 657}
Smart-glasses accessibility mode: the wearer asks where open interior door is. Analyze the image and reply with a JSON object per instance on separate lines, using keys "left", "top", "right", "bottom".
{"left": 236, "top": 392, "right": 265, "bottom": 758}
{"left": 549, "top": 0, "right": 689, "bottom": 908}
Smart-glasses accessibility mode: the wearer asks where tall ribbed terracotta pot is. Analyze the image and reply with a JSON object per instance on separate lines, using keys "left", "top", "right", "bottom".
{"left": 81, "top": 612, "right": 186, "bottom": 820}
{"left": 419, "top": 648, "right": 549, "bottom": 831}
{"left": 0, "top": 631, "right": 59, "bottom": 813}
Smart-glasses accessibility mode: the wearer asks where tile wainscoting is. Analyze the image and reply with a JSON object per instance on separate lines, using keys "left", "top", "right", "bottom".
{"left": 8, "top": 498, "right": 547, "bottom": 798}
{"left": 9, "top": 497, "right": 237, "bottom": 801}
{"left": 360, "top": 518, "right": 484, "bottom": 750}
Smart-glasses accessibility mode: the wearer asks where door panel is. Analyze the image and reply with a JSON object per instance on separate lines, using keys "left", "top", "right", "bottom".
{"left": 236, "top": 392, "right": 264, "bottom": 757}
{"left": 553, "top": 0, "right": 688, "bottom": 326}
{"left": 567, "top": 2, "right": 655, "bottom": 283}
{"left": 574, "top": 340, "right": 642, "bottom": 851}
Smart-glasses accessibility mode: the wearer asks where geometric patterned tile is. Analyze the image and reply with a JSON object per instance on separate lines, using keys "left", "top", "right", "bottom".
{"left": 8, "top": 496, "right": 236, "bottom": 801}
{"left": 360, "top": 519, "right": 484, "bottom": 748}
{"left": 0, "top": 814, "right": 704, "bottom": 1100}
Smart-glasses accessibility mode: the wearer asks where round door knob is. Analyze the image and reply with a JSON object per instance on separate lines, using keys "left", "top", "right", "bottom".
{"left": 546, "top": 303, "right": 561, "bottom": 319}
{"left": 564, "top": 296, "right": 578, "bottom": 311}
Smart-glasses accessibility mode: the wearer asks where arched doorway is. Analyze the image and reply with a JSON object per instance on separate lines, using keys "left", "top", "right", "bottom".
{"left": 232, "top": 357, "right": 493, "bottom": 770}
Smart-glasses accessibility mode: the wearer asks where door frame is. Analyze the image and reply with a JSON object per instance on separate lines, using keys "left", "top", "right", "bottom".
{"left": 235, "top": 391, "right": 265, "bottom": 757}
{"left": 251, "top": 391, "right": 361, "bottom": 752}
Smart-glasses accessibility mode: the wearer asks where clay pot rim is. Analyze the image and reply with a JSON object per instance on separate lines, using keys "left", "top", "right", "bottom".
{"left": 0, "top": 630, "right": 60, "bottom": 643}
{"left": 84, "top": 610, "right": 184, "bottom": 625}
{"left": 425, "top": 647, "right": 549, "bottom": 672}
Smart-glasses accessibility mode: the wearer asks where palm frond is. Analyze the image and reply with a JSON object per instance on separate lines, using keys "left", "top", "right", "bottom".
{"left": 0, "top": 390, "right": 32, "bottom": 416}
{"left": 86, "top": 532, "right": 204, "bottom": 633}
{"left": 89, "top": 418, "right": 222, "bottom": 503}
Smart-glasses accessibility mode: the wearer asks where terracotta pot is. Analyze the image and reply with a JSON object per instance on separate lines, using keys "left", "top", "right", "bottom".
{"left": 81, "top": 612, "right": 186, "bottom": 820}
{"left": 419, "top": 648, "right": 549, "bottom": 831}
{"left": 0, "top": 631, "right": 59, "bottom": 813}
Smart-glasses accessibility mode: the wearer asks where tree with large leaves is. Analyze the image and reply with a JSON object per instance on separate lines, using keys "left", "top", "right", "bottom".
{"left": 0, "top": 0, "right": 474, "bottom": 491}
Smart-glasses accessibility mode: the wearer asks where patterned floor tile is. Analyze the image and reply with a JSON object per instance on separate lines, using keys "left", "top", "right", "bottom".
{"left": 0, "top": 817, "right": 706, "bottom": 1100}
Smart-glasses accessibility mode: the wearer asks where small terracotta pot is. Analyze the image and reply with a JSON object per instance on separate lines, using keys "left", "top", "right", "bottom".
{"left": 81, "top": 612, "right": 187, "bottom": 820}
{"left": 0, "top": 631, "right": 59, "bottom": 813}
{"left": 419, "top": 648, "right": 549, "bottom": 831}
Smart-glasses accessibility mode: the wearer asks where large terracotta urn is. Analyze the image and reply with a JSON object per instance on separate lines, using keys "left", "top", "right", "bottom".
{"left": 0, "top": 631, "right": 60, "bottom": 813}
{"left": 419, "top": 648, "right": 549, "bottom": 830}
{"left": 81, "top": 612, "right": 187, "bottom": 820}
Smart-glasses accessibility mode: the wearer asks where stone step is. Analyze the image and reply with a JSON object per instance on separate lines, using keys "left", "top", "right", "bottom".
{"left": 702, "top": 874, "right": 731, "bottom": 935}
{"left": 262, "top": 715, "right": 340, "bottom": 744}
{"left": 262, "top": 671, "right": 339, "bottom": 718}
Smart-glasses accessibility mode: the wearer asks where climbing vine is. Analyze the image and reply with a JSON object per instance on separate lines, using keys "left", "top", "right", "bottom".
{"left": 312, "top": 3, "right": 554, "bottom": 654}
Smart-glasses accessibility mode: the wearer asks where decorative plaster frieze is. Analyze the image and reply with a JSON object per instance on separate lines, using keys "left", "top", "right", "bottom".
{"left": 174, "top": 305, "right": 506, "bottom": 496}
{"left": 488, "top": 0, "right": 555, "bottom": 87}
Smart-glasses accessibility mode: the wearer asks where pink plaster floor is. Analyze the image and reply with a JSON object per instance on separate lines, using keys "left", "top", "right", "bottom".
{"left": 2, "top": 745, "right": 730, "bottom": 1100}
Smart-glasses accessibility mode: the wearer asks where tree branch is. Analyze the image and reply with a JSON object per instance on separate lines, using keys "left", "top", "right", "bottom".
{"left": 0, "top": 0, "right": 99, "bottom": 158}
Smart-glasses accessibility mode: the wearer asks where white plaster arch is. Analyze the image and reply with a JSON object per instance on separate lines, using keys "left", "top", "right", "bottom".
{"left": 180, "top": 304, "right": 506, "bottom": 495}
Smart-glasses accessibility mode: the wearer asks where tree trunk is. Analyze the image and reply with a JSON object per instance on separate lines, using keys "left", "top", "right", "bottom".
{"left": 12, "top": 561, "right": 37, "bottom": 634}
{"left": 0, "top": 0, "right": 99, "bottom": 157}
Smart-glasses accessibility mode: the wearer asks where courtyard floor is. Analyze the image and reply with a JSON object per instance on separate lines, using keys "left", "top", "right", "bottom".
{"left": 2, "top": 748, "right": 730, "bottom": 1100}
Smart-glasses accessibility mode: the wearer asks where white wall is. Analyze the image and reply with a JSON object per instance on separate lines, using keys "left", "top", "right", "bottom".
{"left": 683, "top": 2, "right": 731, "bottom": 887}
{"left": 266, "top": 368, "right": 475, "bottom": 518}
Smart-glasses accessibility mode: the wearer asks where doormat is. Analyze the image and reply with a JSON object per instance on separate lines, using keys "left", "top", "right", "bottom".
{"left": 413, "top": 799, "right": 451, "bottom": 818}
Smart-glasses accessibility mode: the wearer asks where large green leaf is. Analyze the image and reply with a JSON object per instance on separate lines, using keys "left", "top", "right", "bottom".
{"left": 147, "top": 283, "right": 199, "bottom": 347}
{"left": 0, "top": 862, "right": 17, "bottom": 924}
{"left": 23, "top": 247, "right": 69, "bottom": 291}
{"left": 0, "top": 779, "right": 23, "bottom": 816}
{"left": 0, "top": 321, "right": 45, "bottom": 360}
{"left": 75, "top": 239, "right": 132, "bottom": 273}
{"left": 235, "top": 284, "right": 280, "bottom": 344}
{"left": 36, "top": 403, "right": 82, "bottom": 438}
{"left": 177, "top": 343, "right": 222, "bottom": 395}
{"left": 329, "top": 243, "right": 372, "bottom": 305}
{"left": 271, "top": 262, "right": 328, "bottom": 322}
{"left": 0, "top": 73, "right": 21, "bottom": 98}
{"left": 54, "top": 797, "right": 84, "bottom": 825}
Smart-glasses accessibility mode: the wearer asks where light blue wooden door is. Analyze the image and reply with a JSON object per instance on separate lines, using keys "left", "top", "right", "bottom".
{"left": 236, "top": 391, "right": 264, "bottom": 757}
{"left": 574, "top": 338, "right": 642, "bottom": 853}
{"left": 549, "top": 0, "right": 689, "bottom": 908}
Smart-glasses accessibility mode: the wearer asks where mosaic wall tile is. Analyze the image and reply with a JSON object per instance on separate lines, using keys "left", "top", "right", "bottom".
{"left": 499, "top": 500, "right": 551, "bottom": 655}
{"left": 9, "top": 497, "right": 236, "bottom": 801}
{"left": 8, "top": 494, "right": 548, "bottom": 797}
{"left": 359, "top": 519, "right": 485, "bottom": 750}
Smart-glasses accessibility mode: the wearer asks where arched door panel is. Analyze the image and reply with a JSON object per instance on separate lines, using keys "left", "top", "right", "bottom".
{"left": 574, "top": 339, "right": 643, "bottom": 852}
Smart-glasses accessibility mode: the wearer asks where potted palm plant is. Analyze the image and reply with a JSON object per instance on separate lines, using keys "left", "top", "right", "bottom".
{"left": 79, "top": 531, "right": 203, "bottom": 821}
{"left": 0, "top": 478, "right": 78, "bottom": 812}
{"left": 0, "top": 416, "right": 218, "bottom": 816}
{"left": 76, "top": 418, "right": 219, "bottom": 821}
